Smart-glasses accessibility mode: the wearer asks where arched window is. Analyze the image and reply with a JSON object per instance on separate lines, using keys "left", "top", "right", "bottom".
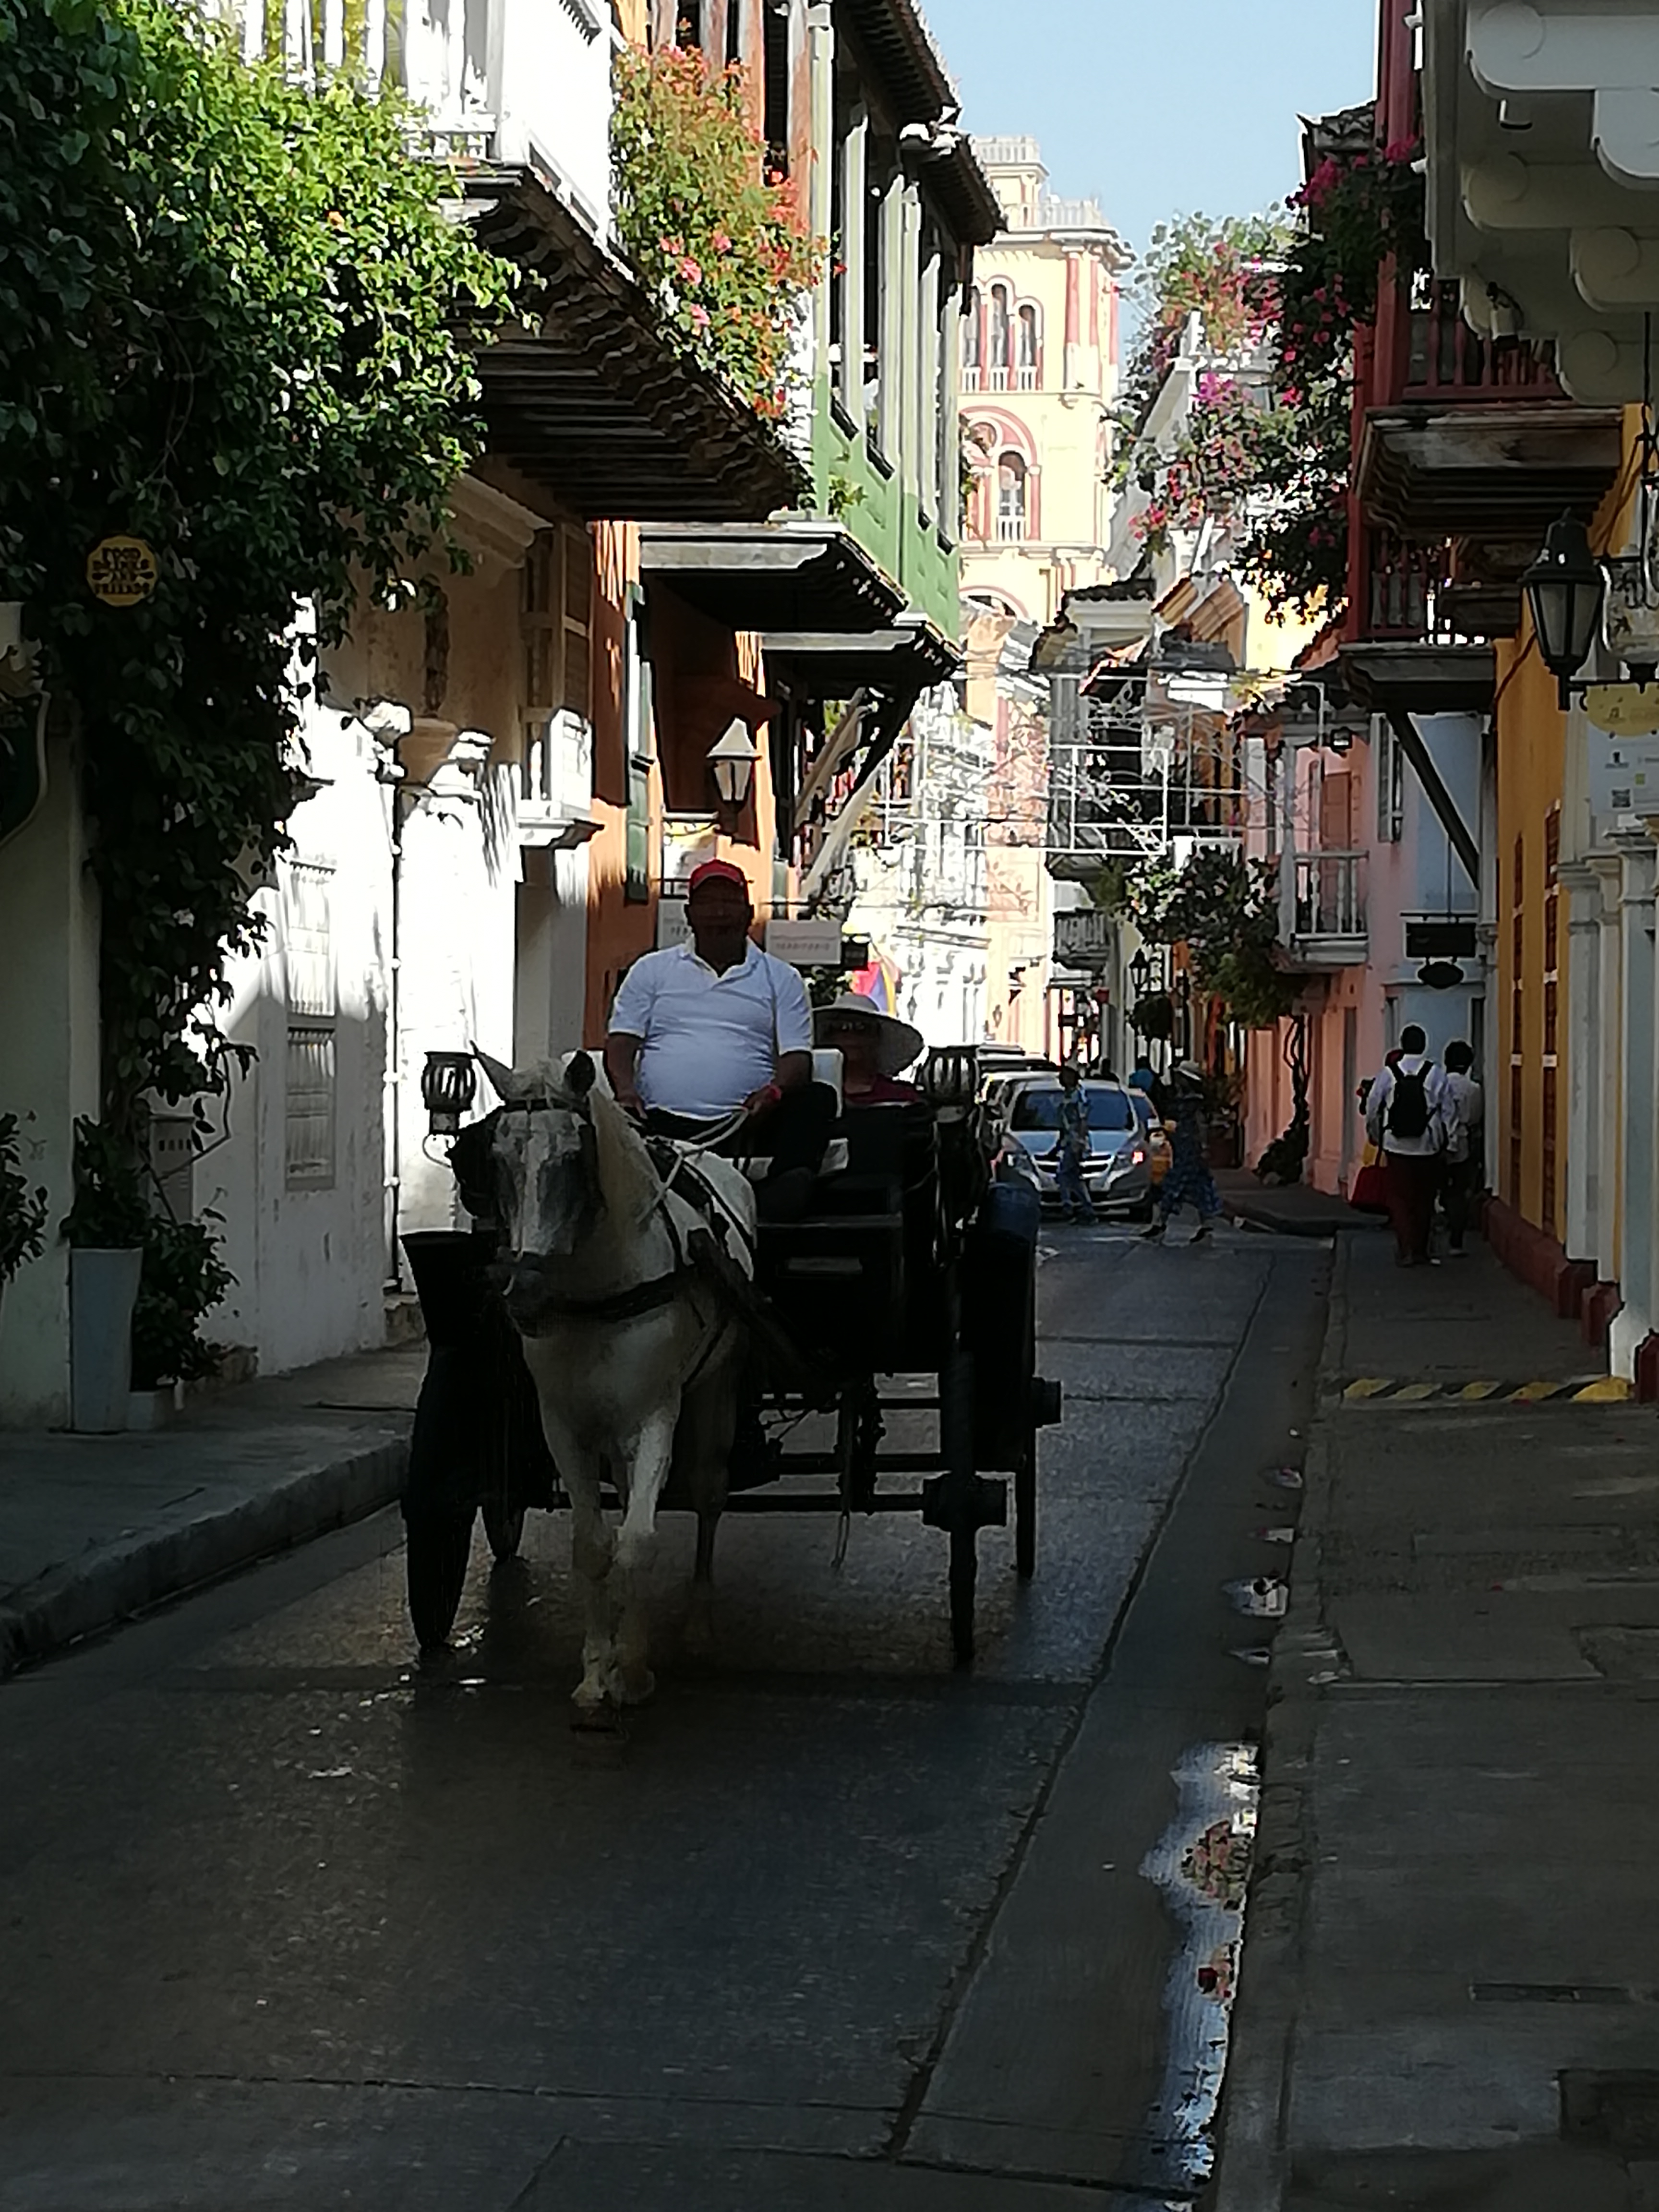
{"left": 988, "top": 284, "right": 1011, "bottom": 389}
{"left": 1016, "top": 304, "right": 1040, "bottom": 389}
{"left": 997, "top": 451, "right": 1027, "bottom": 540}
{"left": 962, "top": 287, "right": 981, "bottom": 390}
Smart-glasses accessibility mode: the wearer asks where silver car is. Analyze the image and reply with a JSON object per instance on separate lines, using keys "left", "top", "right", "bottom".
{"left": 1004, "top": 1079, "right": 1154, "bottom": 1219}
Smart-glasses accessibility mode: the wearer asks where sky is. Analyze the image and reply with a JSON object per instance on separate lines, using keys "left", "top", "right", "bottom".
{"left": 925, "top": 0, "right": 1379, "bottom": 273}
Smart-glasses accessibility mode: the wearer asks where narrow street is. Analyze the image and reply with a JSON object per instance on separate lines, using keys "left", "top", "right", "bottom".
{"left": 0, "top": 1227, "right": 1326, "bottom": 2212}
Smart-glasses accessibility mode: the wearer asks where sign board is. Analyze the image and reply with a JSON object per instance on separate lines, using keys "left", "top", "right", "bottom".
{"left": 655, "top": 896, "right": 692, "bottom": 950}
{"left": 1588, "top": 728, "right": 1659, "bottom": 816}
{"left": 86, "top": 535, "right": 157, "bottom": 607}
{"left": 1586, "top": 682, "right": 1659, "bottom": 737}
{"left": 1053, "top": 907, "right": 1114, "bottom": 967}
{"left": 764, "top": 918, "right": 843, "bottom": 967}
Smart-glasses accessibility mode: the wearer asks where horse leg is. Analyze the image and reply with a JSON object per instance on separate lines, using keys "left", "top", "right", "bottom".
{"left": 565, "top": 1465, "right": 620, "bottom": 1718}
{"left": 610, "top": 1406, "right": 677, "bottom": 1706}
{"left": 684, "top": 1332, "right": 742, "bottom": 1658}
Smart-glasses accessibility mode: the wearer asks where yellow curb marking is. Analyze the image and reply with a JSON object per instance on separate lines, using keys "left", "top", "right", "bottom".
{"left": 1507, "top": 1380, "right": 1567, "bottom": 1402}
{"left": 1391, "top": 1382, "right": 1440, "bottom": 1401}
{"left": 1572, "top": 1376, "right": 1635, "bottom": 1402}
{"left": 1455, "top": 1381, "right": 1504, "bottom": 1399}
{"left": 1344, "top": 1378, "right": 1394, "bottom": 1399}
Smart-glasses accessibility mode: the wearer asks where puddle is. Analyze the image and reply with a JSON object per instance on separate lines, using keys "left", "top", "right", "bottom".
{"left": 1139, "top": 1741, "right": 1260, "bottom": 2190}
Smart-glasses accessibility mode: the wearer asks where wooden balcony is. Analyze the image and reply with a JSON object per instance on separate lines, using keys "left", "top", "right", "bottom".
{"left": 1285, "top": 849, "right": 1368, "bottom": 969}
{"left": 1356, "top": 280, "right": 1622, "bottom": 545}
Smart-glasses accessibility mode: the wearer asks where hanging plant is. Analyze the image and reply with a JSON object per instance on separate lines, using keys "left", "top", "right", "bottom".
{"left": 611, "top": 44, "right": 824, "bottom": 422}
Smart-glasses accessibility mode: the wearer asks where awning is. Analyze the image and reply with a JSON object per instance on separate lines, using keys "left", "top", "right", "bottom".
{"left": 1338, "top": 640, "right": 1496, "bottom": 718}
{"left": 463, "top": 170, "right": 808, "bottom": 523}
{"left": 762, "top": 613, "right": 962, "bottom": 697}
{"left": 640, "top": 522, "right": 906, "bottom": 634}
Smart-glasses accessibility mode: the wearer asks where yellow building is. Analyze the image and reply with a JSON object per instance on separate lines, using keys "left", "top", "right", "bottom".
{"left": 960, "top": 137, "right": 1128, "bottom": 629}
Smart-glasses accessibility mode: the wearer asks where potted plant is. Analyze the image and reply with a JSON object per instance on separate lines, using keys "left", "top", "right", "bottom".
{"left": 60, "top": 1119, "right": 149, "bottom": 1433}
{"left": 0, "top": 1114, "right": 48, "bottom": 1327}
{"left": 130, "top": 1208, "right": 233, "bottom": 1420}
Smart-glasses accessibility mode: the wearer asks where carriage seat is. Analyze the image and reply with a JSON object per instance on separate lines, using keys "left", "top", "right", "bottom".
{"left": 740, "top": 1048, "right": 850, "bottom": 1182}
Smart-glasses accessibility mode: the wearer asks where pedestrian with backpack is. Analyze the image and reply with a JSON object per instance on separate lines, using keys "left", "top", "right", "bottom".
{"left": 1364, "top": 1023, "right": 1449, "bottom": 1266}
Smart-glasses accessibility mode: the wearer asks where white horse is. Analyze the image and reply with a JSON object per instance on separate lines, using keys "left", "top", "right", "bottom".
{"left": 475, "top": 1048, "right": 756, "bottom": 1720}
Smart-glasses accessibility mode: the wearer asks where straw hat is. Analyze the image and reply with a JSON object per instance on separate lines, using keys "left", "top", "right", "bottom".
{"left": 814, "top": 991, "right": 925, "bottom": 1078}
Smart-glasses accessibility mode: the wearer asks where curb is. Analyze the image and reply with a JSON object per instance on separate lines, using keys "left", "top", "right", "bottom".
{"left": 1212, "top": 1233, "right": 1351, "bottom": 2212}
{"left": 0, "top": 1433, "right": 409, "bottom": 1679}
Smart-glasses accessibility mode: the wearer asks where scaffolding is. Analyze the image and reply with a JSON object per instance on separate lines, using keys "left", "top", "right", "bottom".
{"left": 1044, "top": 666, "right": 1261, "bottom": 878}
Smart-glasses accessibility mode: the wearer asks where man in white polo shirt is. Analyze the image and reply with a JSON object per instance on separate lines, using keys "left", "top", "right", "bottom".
{"left": 604, "top": 859, "right": 835, "bottom": 1217}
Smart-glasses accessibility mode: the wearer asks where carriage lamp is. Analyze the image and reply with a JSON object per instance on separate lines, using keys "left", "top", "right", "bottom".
{"left": 1129, "top": 947, "right": 1153, "bottom": 996}
{"left": 421, "top": 1049, "right": 477, "bottom": 1136}
{"left": 1522, "top": 512, "right": 1606, "bottom": 709}
{"left": 707, "top": 719, "right": 761, "bottom": 808}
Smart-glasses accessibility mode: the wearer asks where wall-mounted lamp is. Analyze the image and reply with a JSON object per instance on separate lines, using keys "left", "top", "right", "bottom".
{"left": 421, "top": 1049, "right": 477, "bottom": 1136}
{"left": 707, "top": 718, "right": 761, "bottom": 809}
{"left": 1522, "top": 512, "right": 1607, "bottom": 709}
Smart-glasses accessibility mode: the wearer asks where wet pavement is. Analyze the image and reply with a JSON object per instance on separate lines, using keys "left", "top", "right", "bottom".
{"left": 0, "top": 1224, "right": 1328, "bottom": 2210}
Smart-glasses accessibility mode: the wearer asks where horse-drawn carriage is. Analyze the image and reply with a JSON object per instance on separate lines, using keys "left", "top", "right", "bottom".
{"left": 399, "top": 1045, "right": 1061, "bottom": 1698}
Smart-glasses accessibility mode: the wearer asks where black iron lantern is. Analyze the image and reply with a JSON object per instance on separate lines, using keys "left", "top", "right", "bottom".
{"left": 1522, "top": 512, "right": 1606, "bottom": 707}
{"left": 421, "top": 1048, "right": 477, "bottom": 1136}
{"left": 1129, "top": 946, "right": 1153, "bottom": 995}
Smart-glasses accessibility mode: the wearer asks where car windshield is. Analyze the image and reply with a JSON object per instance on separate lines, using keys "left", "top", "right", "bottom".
{"left": 1011, "top": 1087, "right": 1134, "bottom": 1133}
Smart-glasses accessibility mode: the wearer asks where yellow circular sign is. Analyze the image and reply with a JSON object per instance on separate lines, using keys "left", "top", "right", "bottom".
{"left": 1587, "top": 680, "right": 1659, "bottom": 737}
{"left": 86, "top": 535, "right": 158, "bottom": 608}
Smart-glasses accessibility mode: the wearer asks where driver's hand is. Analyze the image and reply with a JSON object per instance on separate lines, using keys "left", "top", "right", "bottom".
{"left": 741, "top": 1083, "right": 782, "bottom": 1119}
{"left": 615, "top": 1085, "right": 647, "bottom": 1122}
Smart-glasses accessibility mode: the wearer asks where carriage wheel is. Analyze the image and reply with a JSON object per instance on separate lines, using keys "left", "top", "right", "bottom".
{"left": 1014, "top": 1270, "right": 1038, "bottom": 1581}
{"left": 481, "top": 1499, "right": 526, "bottom": 1562}
{"left": 406, "top": 1507, "right": 475, "bottom": 1649}
{"left": 939, "top": 1349, "right": 979, "bottom": 1668}
{"left": 1014, "top": 1441, "right": 1037, "bottom": 1580}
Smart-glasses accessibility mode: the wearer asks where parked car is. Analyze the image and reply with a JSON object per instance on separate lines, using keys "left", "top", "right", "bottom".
{"left": 1003, "top": 1080, "right": 1154, "bottom": 1219}
{"left": 1127, "top": 1086, "right": 1173, "bottom": 1185}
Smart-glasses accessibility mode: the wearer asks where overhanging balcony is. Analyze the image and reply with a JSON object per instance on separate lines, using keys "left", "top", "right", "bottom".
{"left": 1286, "top": 850, "right": 1368, "bottom": 968}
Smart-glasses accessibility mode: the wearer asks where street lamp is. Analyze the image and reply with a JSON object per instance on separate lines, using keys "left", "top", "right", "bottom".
{"left": 707, "top": 718, "right": 761, "bottom": 809}
{"left": 1129, "top": 946, "right": 1152, "bottom": 996}
{"left": 1522, "top": 512, "right": 1606, "bottom": 709}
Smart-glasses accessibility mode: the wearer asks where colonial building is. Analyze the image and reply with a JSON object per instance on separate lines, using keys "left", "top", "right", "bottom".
{"left": 959, "top": 137, "right": 1128, "bottom": 629}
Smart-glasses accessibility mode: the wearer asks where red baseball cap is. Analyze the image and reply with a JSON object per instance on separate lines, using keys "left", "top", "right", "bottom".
{"left": 687, "top": 859, "right": 750, "bottom": 896}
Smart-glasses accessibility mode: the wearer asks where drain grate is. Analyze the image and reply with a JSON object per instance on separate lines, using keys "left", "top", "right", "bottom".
{"left": 1562, "top": 2068, "right": 1659, "bottom": 2154}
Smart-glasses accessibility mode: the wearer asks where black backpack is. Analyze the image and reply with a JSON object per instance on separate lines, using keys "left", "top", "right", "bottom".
{"left": 1387, "top": 1064, "right": 1432, "bottom": 1142}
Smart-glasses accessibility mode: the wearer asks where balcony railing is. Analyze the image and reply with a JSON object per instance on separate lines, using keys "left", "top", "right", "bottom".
{"left": 1290, "top": 849, "right": 1368, "bottom": 962}
{"left": 1372, "top": 276, "right": 1563, "bottom": 413}
{"left": 1362, "top": 529, "right": 1450, "bottom": 641}
{"left": 517, "top": 711, "right": 598, "bottom": 847}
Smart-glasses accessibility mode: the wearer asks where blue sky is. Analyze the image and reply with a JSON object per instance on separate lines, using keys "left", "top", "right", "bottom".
{"left": 926, "top": 0, "right": 1379, "bottom": 270}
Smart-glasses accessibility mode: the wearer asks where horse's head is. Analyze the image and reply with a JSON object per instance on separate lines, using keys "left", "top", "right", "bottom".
{"left": 476, "top": 1049, "right": 603, "bottom": 1328}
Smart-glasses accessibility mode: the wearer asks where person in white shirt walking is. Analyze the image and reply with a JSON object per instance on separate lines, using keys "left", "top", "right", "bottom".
{"left": 1439, "top": 1038, "right": 1484, "bottom": 1256}
{"left": 1364, "top": 1023, "right": 1449, "bottom": 1266}
{"left": 604, "top": 859, "right": 834, "bottom": 1219}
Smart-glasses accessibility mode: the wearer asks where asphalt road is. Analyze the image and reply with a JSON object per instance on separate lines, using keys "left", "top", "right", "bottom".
{"left": 0, "top": 1223, "right": 1328, "bottom": 2212}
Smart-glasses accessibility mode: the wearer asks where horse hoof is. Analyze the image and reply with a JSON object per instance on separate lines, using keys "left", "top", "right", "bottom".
{"left": 569, "top": 1695, "right": 623, "bottom": 1734}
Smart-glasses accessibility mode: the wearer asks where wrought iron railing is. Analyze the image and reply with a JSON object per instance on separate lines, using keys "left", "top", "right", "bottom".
{"left": 1293, "top": 849, "right": 1367, "bottom": 942}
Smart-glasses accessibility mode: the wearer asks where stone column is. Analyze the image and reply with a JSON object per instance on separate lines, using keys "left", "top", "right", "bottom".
{"left": 1558, "top": 860, "right": 1602, "bottom": 1263}
{"left": 1593, "top": 854, "right": 1624, "bottom": 1284}
{"left": 1610, "top": 835, "right": 1657, "bottom": 1380}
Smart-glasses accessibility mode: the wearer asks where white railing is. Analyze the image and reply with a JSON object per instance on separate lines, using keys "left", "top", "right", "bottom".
{"left": 962, "top": 362, "right": 982, "bottom": 392}
{"left": 995, "top": 511, "right": 1026, "bottom": 541}
{"left": 986, "top": 362, "right": 1010, "bottom": 391}
{"left": 517, "top": 711, "right": 593, "bottom": 840}
{"left": 1015, "top": 362, "right": 1039, "bottom": 389}
{"left": 1293, "top": 849, "right": 1367, "bottom": 944}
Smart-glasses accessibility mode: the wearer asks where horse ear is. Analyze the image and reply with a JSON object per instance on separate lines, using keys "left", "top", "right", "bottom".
{"left": 565, "top": 1049, "right": 596, "bottom": 1097}
{"left": 472, "top": 1046, "right": 517, "bottom": 1102}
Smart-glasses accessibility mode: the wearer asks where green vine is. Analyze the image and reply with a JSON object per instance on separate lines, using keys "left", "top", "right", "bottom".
{"left": 0, "top": 0, "right": 518, "bottom": 1150}
{"left": 1116, "top": 850, "right": 1299, "bottom": 1032}
{"left": 611, "top": 43, "right": 823, "bottom": 421}
{"left": 0, "top": 1116, "right": 48, "bottom": 1290}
